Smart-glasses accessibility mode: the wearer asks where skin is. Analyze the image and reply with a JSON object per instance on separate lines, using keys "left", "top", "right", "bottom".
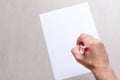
{"left": 71, "top": 33, "right": 117, "bottom": 80}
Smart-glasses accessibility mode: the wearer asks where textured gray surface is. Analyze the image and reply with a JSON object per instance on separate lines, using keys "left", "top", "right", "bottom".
{"left": 64, "top": 72, "right": 95, "bottom": 80}
{"left": 0, "top": 0, "right": 120, "bottom": 80}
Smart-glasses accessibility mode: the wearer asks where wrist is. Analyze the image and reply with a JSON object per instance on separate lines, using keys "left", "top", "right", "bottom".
{"left": 92, "top": 65, "right": 110, "bottom": 74}
{"left": 92, "top": 65, "right": 117, "bottom": 80}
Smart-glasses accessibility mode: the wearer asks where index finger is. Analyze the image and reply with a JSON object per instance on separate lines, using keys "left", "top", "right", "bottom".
{"left": 76, "top": 33, "right": 98, "bottom": 46}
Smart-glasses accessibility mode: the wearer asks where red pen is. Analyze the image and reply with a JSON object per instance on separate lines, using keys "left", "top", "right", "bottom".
{"left": 80, "top": 45, "right": 89, "bottom": 54}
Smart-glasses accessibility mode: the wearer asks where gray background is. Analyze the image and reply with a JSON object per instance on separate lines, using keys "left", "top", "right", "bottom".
{"left": 0, "top": 0, "right": 120, "bottom": 80}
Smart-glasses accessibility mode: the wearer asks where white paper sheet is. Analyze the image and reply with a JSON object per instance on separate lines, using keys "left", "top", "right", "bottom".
{"left": 39, "top": 2, "right": 99, "bottom": 80}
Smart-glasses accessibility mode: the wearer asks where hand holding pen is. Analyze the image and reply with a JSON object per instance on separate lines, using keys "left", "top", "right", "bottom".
{"left": 71, "top": 33, "right": 117, "bottom": 80}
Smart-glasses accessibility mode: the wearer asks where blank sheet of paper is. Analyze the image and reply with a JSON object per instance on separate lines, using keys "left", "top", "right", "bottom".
{"left": 39, "top": 2, "right": 99, "bottom": 80}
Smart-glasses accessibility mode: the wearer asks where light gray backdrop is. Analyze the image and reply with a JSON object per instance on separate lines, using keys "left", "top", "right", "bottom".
{"left": 0, "top": 0, "right": 120, "bottom": 80}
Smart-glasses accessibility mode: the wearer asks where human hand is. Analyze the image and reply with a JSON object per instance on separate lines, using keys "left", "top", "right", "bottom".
{"left": 71, "top": 33, "right": 117, "bottom": 80}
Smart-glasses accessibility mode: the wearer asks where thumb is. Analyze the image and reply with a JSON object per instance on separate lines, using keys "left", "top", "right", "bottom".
{"left": 71, "top": 45, "right": 85, "bottom": 63}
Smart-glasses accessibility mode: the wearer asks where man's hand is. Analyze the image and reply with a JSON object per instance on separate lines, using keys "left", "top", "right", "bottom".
{"left": 71, "top": 33, "right": 117, "bottom": 80}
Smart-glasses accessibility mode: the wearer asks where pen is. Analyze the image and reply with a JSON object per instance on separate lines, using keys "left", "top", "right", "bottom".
{"left": 80, "top": 45, "right": 89, "bottom": 54}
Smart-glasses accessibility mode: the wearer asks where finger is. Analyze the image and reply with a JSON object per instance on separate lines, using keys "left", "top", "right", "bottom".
{"left": 77, "top": 33, "right": 98, "bottom": 46}
{"left": 76, "top": 33, "right": 88, "bottom": 45}
{"left": 71, "top": 45, "right": 84, "bottom": 63}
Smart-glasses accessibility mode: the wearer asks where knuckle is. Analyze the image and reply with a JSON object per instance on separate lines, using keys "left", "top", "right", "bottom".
{"left": 95, "top": 40, "right": 104, "bottom": 46}
{"left": 88, "top": 41, "right": 95, "bottom": 47}
{"left": 89, "top": 40, "right": 103, "bottom": 46}
{"left": 80, "top": 33, "right": 86, "bottom": 38}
